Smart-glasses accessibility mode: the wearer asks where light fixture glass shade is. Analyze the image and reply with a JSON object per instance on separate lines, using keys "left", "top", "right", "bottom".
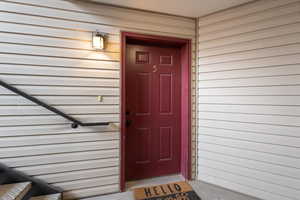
{"left": 92, "top": 32, "right": 104, "bottom": 50}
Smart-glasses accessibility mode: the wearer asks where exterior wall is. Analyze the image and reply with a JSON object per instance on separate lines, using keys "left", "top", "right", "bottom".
{"left": 0, "top": 0, "right": 196, "bottom": 199}
{"left": 196, "top": 1, "right": 300, "bottom": 200}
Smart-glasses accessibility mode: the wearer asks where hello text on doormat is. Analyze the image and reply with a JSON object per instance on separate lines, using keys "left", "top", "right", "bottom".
{"left": 133, "top": 181, "right": 202, "bottom": 200}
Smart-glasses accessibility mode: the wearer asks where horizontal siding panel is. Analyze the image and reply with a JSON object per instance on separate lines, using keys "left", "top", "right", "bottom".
{"left": 0, "top": 31, "right": 90, "bottom": 47}
{"left": 198, "top": 172, "right": 294, "bottom": 200}
{"left": 0, "top": 86, "right": 119, "bottom": 96}
{"left": 0, "top": 54, "right": 120, "bottom": 70}
{"left": 198, "top": 44, "right": 300, "bottom": 65}
{"left": 198, "top": 95, "right": 300, "bottom": 106}
{"left": 55, "top": 175, "right": 119, "bottom": 191}
{"left": 38, "top": 167, "right": 119, "bottom": 183}
{"left": 199, "top": 33, "right": 300, "bottom": 57}
{"left": 0, "top": 140, "right": 119, "bottom": 158}
{"left": 198, "top": 1, "right": 300, "bottom": 34}
{"left": 0, "top": 12, "right": 120, "bottom": 35}
{"left": 198, "top": 158, "right": 300, "bottom": 190}
{"left": 197, "top": 149, "right": 300, "bottom": 179}
{"left": 0, "top": 124, "right": 118, "bottom": 137}
{"left": 199, "top": 54, "right": 300, "bottom": 73}
{"left": 198, "top": 134, "right": 299, "bottom": 159}
{"left": 199, "top": 64, "right": 300, "bottom": 80}
{"left": 0, "top": 132, "right": 119, "bottom": 147}
{"left": 0, "top": 64, "right": 119, "bottom": 79}
{"left": 0, "top": 43, "right": 120, "bottom": 61}
{"left": 17, "top": 158, "right": 119, "bottom": 175}
{"left": 1, "top": 76, "right": 118, "bottom": 89}
{"left": 198, "top": 104, "right": 300, "bottom": 116}
{"left": 198, "top": 142, "right": 299, "bottom": 169}
{"left": 198, "top": 126, "right": 300, "bottom": 147}
{"left": 7, "top": 0, "right": 195, "bottom": 28}
{"left": 198, "top": 165, "right": 300, "bottom": 199}
{"left": 0, "top": 11, "right": 193, "bottom": 39}
{"left": 0, "top": 21, "right": 93, "bottom": 41}
{"left": 0, "top": 105, "right": 119, "bottom": 116}
{"left": 198, "top": 85, "right": 300, "bottom": 96}
{"left": 0, "top": 32, "right": 120, "bottom": 52}
{"left": 0, "top": 149, "right": 119, "bottom": 167}
{"left": 198, "top": 119, "right": 299, "bottom": 138}
{"left": 198, "top": 12, "right": 300, "bottom": 42}
{"left": 197, "top": 0, "right": 299, "bottom": 26}
{"left": 0, "top": 114, "right": 119, "bottom": 126}
{"left": 0, "top": 75, "right": 119, "bottom": 87}
{"left": 198, "top": 22, "right": 300, "bottom": 50}
{"left": 63, "top": 184, "right": 119, "bottom": 200}
{"left": 0, "top": 1, "right": 195, "bottom": 36}
{"left": 198, "top": 75, "right": 300, "bottom": 88}
{"left": 198, "top": 111, "right": 300, "bottom": 127}
{"left": 0, "top": 96, "right": 119, "bottom": 106}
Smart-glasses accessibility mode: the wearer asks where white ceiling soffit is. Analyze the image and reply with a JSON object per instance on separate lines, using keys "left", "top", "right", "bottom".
{"left": 87, "top": 0, "right": 254, "bottom": 18}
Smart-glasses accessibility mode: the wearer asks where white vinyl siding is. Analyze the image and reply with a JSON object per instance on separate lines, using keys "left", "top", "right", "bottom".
{"left": 0, "top": 0, "right": 196, "bottom": 199}
{"left": 196, "top": 1, "right": 300, "bottom": 200}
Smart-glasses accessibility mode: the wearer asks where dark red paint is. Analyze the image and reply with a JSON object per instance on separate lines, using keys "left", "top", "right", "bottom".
{"left": 125, "top": 44, "right": 182, "bottom": 181}
{"left": 121, "top": 32, "right": 191, "bottom": 191}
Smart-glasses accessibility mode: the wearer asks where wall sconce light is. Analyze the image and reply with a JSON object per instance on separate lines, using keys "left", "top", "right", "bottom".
{"left": 92, "top": 31, "right": 105, "bottom": 50}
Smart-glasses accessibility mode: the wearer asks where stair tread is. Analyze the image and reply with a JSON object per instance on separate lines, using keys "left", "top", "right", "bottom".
{"left": 0, "top": 182, "right": 31, "bottom": 200}
{"left": 29, "top": 194, "right": 61, "bottom": 200}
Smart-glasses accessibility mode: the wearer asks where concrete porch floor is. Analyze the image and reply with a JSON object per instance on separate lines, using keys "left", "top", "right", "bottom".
{"left": 83, "top": 175, "right": 261, "bottom": 200}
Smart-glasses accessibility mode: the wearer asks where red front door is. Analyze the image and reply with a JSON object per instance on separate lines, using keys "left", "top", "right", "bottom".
{"left": 125, "top": 44, "right": 181, "bottom": 181}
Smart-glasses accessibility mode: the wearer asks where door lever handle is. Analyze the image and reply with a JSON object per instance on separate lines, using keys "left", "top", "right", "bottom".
{"left": 126, "top": 119, "right": 132, "bottom": 127}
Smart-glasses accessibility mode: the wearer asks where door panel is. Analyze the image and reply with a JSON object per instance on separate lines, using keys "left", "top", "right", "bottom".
{"left": 159, "top": 73, "right": 173, "bottom": 114}
{"left": 136, "top": 128, "right": 151, "bottom": 164}
{"left": 136, "top": 73, "right": 151, "bottom": 115}
{"left": 159, "top": 127, "right": 172, "bottom": 161}
{"left": 125, "top": 44, "right": 181, "bottom": 181}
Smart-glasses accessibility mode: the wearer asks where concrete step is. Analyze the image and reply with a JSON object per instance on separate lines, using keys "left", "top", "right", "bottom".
{"left": 29, "top": 194, "right": 61, "bottom": 200}
{"left": 0, "top": 182, "right": 31, "bottom": 200}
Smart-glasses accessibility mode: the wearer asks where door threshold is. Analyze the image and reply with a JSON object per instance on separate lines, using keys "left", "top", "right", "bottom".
{"left": 126, "top": 174, "right": 185, "bottom": 190}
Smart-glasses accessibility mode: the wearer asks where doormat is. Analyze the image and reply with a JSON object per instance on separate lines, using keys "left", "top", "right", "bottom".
{"left": 133, "top": 181, "right": 202, "bottom": 200}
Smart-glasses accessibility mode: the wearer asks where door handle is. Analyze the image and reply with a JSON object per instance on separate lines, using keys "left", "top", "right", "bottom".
{"left": 126, "top": 119, "right": 132, "bottom": 127}
{"left": 153, "top": 65, "right": 158, "bottom": 73}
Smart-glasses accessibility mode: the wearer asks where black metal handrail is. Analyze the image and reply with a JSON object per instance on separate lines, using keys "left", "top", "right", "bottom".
{"left": 0, "top": 79, "right": 110, "bottom": 128}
